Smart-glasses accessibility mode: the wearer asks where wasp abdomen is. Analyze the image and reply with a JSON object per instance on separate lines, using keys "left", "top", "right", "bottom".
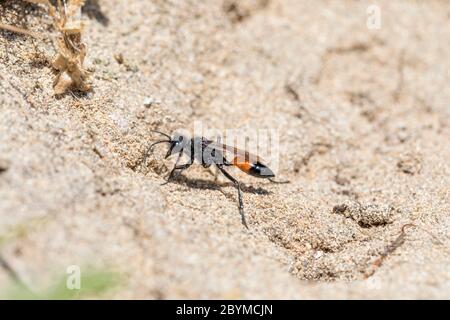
{"left": 233, "top": 158, "right": 275, "bottom": 178}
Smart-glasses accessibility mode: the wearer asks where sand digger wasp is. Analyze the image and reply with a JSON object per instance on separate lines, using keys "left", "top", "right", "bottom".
{"left": 146, "top": 130, "right": 287, "bottom": 228}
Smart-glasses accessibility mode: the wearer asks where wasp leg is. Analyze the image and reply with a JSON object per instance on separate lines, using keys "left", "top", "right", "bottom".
{"left": 216, "top": 164, "right": 248, "bottom": 229}
{"left": 213, "top": 166, "right": 220, "bottom": 182}
{"left": 162, "top": 152, "right": 192, "bottom": 185}
{"left": 163, "top": 164, "right": 192, "bottom": 185}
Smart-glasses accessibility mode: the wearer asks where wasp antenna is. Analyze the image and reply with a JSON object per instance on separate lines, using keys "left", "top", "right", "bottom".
{"left": 142, "top": 140, "right": 171, "bottom": 164}
{"left": 150, "top": 140, "right": 170, "bottom": 149}
{"left": 151, "top": 130, "right": 172, "bottom": 140}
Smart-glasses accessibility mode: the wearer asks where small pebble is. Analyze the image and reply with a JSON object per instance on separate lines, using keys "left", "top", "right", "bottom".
{"left": 0, "top": 158, "right": 11, "bottom": 173}
{"left": 333, "top": 200, "right": 395, "bottom": 227}
{"left": 114, "top": 53, "right": 124, "bottom": 65}
{"left": 397, "top": 153, "right": 421, "bottom": 175}
{"left": 313, "top": 250, "right": 323, "bottom": 259}
{"left": 143, "top": 97, "right": 161, "bottom": 108}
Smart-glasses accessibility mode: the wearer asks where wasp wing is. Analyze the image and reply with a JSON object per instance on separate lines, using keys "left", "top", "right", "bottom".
{"left": 206, "top": 140, "right": 263, "bottom": 164}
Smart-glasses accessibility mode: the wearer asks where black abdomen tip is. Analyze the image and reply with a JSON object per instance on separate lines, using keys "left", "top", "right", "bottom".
{"left": 249, "top": 162, "right": 275, "bottom": 178}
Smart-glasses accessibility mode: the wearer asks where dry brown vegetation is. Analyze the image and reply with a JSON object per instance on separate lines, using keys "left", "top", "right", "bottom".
{"left": 1, "top": 0, "right": 90, "bottom": 94}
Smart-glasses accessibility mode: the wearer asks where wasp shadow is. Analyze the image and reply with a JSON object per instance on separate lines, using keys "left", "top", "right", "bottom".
{"left": 82, "top": 0, "right": 109, "bottom": 26}
{"left": 169, "top": 175, "right": 271, "bottom": 195}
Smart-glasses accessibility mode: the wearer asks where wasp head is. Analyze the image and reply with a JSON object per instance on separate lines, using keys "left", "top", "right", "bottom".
{"left": 165, "top": 133, "right": 189, "bottom": 159}
{"left": 150, "top": 130, "right": 190, "bottom": 159}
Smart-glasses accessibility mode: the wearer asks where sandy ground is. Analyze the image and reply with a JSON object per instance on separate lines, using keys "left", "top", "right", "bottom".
{"left": 0, "top": 0, "right": 449, "bottom": 299}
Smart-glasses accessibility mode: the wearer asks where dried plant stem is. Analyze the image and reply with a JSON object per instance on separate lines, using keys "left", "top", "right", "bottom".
{"left": 0, "top": 254, "right": 33, "bottom": 294}
{"left": 365, "top": 224, "right": 415, "bottom": 278}
{"left": 0, "top": 22, "right": 37, "bottom": 38}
